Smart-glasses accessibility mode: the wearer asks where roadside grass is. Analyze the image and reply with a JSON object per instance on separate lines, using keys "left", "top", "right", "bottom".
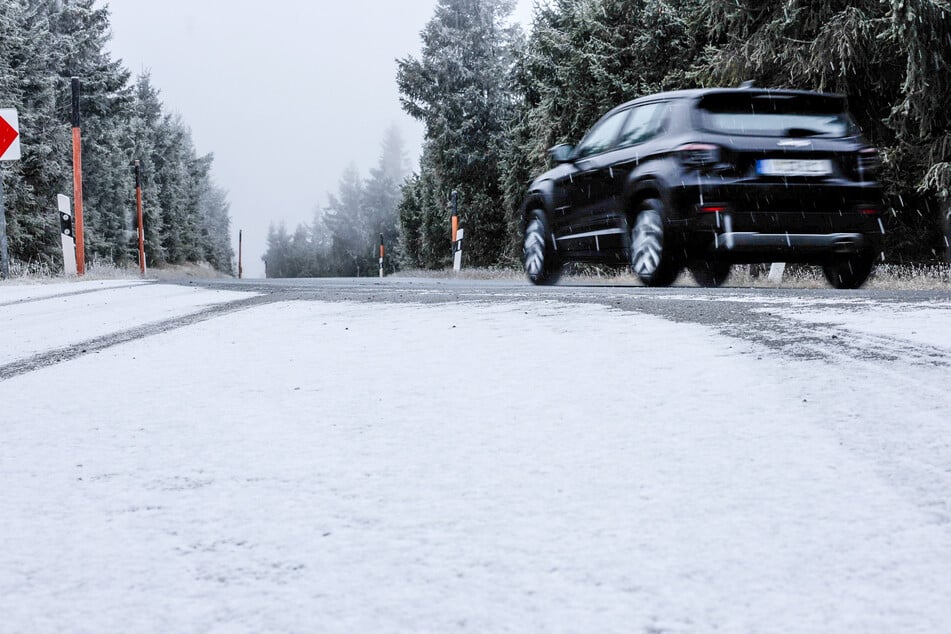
{"left": 396, "top": 263, "right": 951, "bottom": 291}
{"left": 1, "top": 259, "right": 232, "bottom": 284}
{"left": 146, "top": 262, "right": 233, "bottom": 281}
{"left": 6, "top": 258, "right": 947, "bottom": 290}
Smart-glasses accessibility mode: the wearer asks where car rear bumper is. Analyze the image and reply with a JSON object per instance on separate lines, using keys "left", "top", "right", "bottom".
{"left": 686, "top": 228, "right": 880, "bottom": 264}
{"left": 669, "top": 179, "right": 884, "bottom": 263}
{"left": 710, "top": 231, "right": 868, "bottom": 254}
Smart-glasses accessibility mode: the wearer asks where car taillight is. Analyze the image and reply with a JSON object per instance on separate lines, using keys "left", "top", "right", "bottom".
{"left": 678, "top": 143, "right": 721, "bottom": 170}
{"left": 858, "top": 206, "right": 881, "bottom": 216}
{"left": 856, "top": 147, "right": 881, "bottom": 179}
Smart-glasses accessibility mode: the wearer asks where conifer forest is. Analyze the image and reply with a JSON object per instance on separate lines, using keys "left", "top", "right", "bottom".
{"left": 0, "top": 0, "right": 233, "bottom": 274}
{"left": 392, "top": 0, "right": 951, "bottom": 272}
{"left": 4, "top": 1, "right": 950, "bottom": 278}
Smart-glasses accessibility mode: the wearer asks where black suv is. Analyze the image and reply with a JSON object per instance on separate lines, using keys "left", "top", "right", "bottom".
{"left": 521, "top": 88, "right": 883, "bottom": 288}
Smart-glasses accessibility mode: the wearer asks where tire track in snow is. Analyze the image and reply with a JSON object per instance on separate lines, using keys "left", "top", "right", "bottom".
{"left": 718, "top": 312, "right": 951, "bottom": 368}
{"left": 576, "top": 292, "right": 951, "bottom": 369}
{"left": 0, "top": 295, "right": 271, "bottom": 382}
{"left": 0, "top": 282, "right": 146, "bottom": 308}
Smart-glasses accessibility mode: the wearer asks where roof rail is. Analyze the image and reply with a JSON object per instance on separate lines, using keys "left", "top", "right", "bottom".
{"left": 739, "top": 80, "right": 756, "bottom": 89}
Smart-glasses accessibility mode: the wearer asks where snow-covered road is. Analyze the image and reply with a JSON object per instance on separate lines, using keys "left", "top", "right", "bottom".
{"left": 1, "top": 282, "right": 950, "bottom": 632}
{"left": 0, "top": 281, "right": 254, "bottom": 366}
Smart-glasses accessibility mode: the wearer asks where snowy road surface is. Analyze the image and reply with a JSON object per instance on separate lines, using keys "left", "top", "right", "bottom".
{"left": 2, "top": 280, "right": 950, "bottom": 633}
{"left": 0, "top": 281, "right": 254, "bottom": 367}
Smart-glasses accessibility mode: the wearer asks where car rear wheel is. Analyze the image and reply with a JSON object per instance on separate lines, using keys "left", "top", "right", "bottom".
{"left": 690, "top": 261, "right": 732, "bottom": 288}
{"left": 630, "top": 199, "right": 682, "bottom": 287}
{"left": 524, "top": 210, "right": 561, "bottom": 285}
{"left": 823, "top": 252, "right": 875, "bottom": 289}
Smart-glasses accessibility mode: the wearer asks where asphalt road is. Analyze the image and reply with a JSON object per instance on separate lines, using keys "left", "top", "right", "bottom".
{"left": 191, "top": 276, "right": 951, "bottom": 368}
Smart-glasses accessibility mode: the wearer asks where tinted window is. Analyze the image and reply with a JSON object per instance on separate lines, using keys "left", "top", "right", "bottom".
{"left": 575, "top": 110, "right": 629, "bottom": 159}
{"left": 617, "top": 103, "right": 669, "bottom": 147}
{"left": 698, "top": 92, "right": 858, "bottom": 138}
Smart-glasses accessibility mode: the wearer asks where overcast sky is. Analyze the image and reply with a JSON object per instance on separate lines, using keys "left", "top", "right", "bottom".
{"left": 104, "top": 0, "right": 535, "bottom": 277}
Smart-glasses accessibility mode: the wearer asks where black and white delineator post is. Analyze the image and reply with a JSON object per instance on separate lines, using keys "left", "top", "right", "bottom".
{"left": 58, "top": 195, "right": 77, "bottom": 276}
{"left": 379, "top": 233, "right": 385, "bottom": 279}
{"left": 944, "top": 206, "right": 951, "bottom": 263}
{"left": 453, "top": 228, "right": 465, "bottom": 272}
{"left": 450, "top": 190, "right": 463, "bottom": 272}
{"left": 0, "top": 175, "right": 9, "bottom": 280}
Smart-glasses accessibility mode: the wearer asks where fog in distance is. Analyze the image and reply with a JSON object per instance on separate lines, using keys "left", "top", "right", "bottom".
{"left": 106, "top": 0, "right": 534, "bottom": 277}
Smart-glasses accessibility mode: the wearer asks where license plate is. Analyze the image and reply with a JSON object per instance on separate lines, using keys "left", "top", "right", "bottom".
{"left": 757, "top": 159, "right": 833, "bottom": 177}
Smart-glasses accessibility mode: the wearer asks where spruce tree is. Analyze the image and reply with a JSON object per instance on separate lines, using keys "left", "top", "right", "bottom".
{"left": 129, "top": 73, "right": 166, "bottom": 265}
{"left": 48, "top": 0, "right": 135, "bottom": 264}
{"left": 197, "top": 183, "right": 235, "bottom": 274}
{"left": 1, "top": 0, "right": 67, "bottom": 266}
{"left": 263, "top": 222, "right": 291, "bottom": 278}
{"left": 363, "top": 125, "right": 408, "bottom": 273}
{"left": 397, "top": 0, "right": 522, "bottom": 267}
{"left": 323, "top": 165, "right": 367, "bottom": 276}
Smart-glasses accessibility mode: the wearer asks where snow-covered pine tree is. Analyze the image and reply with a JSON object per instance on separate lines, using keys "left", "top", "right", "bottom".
{"left": 397, "top": 0, "right": 523, "bottom": 268}
{"left": 128, "top": 73, "right": 166, "bottom": 265}
{"left": 286, "top": 223, "right": 316, "bottom": 278}
{"left": 263, "top": 222, "right": 291, "bottom": 278}
{"left": 0, "top": 0, "right": 69, "bottom": 267}
{"left": 197, "top": 182, "right": 235, "bottom": 275}
{"left": 45, "top": 0, "right": 135, "bottom": 265}
{"left": 396, "top": 172, "right": 425, "bottom": 269}
{"left": 396, "top": 144, "right": 453, "bottom": 269}
{"left": 363, "top": 125, "right": 408, "bottom": 274}
{"left": 888, "top": 0, "right": 951, "bottom": 261}
{"left": 323, "top": 165, "right": 368, "bottom": 276}
{"left": 152, "top": 115, "right": 220, "bottom": 267}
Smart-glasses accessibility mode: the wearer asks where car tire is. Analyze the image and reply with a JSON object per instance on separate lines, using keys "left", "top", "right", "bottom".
{"left": 524, "top": 210, "right": 561, "bottom": 285}
{"left": 690, "top": 261, "right": 732, "bottom": 288}
{"left": 822, "top": 252, "right": 875, "bottom": 289}
{"left": 630, "top": 198, "right": 682, "bottom": 287}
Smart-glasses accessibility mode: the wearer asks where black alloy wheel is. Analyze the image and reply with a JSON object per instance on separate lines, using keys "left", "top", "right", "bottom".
{"left": 630, "top": 198, "right": 682, "bottom": 287}
{"left": 524, "top": 209, "right": 561, "bottom": 285}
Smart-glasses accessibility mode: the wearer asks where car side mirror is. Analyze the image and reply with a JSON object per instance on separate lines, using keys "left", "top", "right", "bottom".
{"left": 549, "top": 144, "right": 575, "bottom": 164}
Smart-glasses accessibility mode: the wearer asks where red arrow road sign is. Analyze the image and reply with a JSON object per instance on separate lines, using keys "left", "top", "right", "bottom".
{"left": 0, "top": 110, "right": 21, "bottom": 161}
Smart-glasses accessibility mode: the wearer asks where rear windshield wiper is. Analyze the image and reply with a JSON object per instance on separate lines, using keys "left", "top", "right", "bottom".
{"left": 783, "top": 127, "right": 825, "bottom": 138}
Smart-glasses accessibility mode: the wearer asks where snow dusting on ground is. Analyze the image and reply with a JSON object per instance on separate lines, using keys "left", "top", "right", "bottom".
{"left": 0, "top": 279, "right": 145, "bottom": 304}
{"left": 0, "top": 282, "right": 253, "bottom": 365}
{"left": 771, "top": 304, "right": 951, "bottom": 350}
{"left": 1, "top": 286, "right": 950, "bottom": 633}
{"left": 649, "top": 290, "right": 951, "bottom": 351}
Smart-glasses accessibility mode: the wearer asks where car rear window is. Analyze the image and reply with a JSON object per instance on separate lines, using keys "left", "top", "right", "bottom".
{"left": 697, "top": 92, "right": 858, "bottom": 138}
